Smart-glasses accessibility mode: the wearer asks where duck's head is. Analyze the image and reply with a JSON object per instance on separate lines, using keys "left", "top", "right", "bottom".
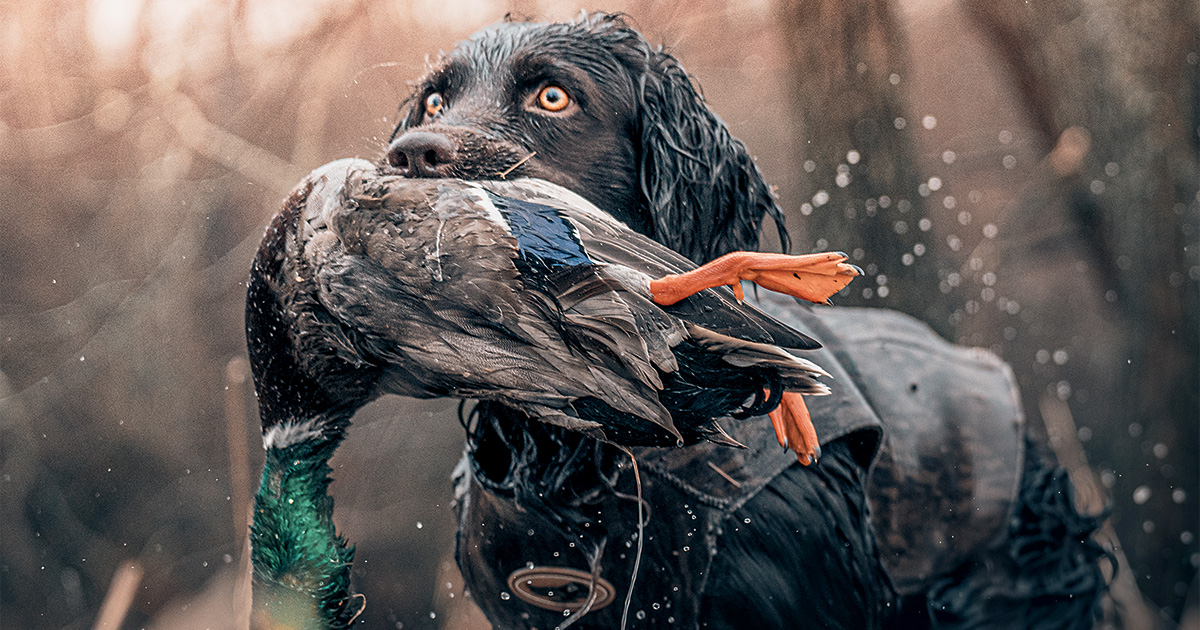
{"left": 245, "top": 159, "right": 380, "bottom": 629}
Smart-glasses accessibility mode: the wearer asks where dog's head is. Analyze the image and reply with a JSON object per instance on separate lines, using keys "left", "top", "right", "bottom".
{"left": 385, "top": 13, "right": 788, "bottom": 263}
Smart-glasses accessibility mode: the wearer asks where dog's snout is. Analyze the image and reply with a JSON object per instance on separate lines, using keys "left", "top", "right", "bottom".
{"left": 387, "top": 131, "right": 457, "bottom": 177}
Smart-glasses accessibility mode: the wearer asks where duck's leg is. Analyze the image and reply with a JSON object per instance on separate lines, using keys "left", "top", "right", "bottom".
{"left": 649, "top": 251, "right": 861, "bottom": 306}
{"left": 767, "top": 391, "right": 821, "bottom": 465}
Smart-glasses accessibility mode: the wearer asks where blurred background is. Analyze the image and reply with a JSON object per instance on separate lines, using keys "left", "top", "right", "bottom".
{"left": 0, "top": 0, "right": 1195, "bottom": 628}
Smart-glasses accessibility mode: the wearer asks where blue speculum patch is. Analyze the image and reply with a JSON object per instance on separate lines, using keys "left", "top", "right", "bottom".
{"left": 485, "top": 191, "right": 594, "bottom": 272}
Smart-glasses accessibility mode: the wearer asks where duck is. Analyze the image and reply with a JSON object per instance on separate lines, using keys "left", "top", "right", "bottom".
{"left": 244, "top": 158, "right": 859, "bottom": 628}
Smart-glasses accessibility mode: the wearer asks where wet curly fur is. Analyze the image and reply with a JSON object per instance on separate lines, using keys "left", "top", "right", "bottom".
{"left": 388, "top": 13, "right": 1108, "bottom": 629}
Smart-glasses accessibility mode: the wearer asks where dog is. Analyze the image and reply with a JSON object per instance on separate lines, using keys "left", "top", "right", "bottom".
{"left": 384, "top": 13, "right": 1108, "bottom": 629}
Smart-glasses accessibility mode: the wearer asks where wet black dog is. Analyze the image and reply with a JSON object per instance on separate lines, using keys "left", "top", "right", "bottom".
{"left": 385, "top": 13, "right": 1108, "bottom": 630}
{"left": 385, "top": 14, "right": 781, "bottom": 266}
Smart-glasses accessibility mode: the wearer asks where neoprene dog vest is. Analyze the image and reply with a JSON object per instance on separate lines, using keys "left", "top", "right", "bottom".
{"left": 454, "top": 298, "right": 1025, "bottom": 628}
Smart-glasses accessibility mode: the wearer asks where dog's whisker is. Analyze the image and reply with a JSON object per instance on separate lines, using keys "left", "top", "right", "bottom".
{"left": 496, "top": 151, "right": 536, "bottom": 179}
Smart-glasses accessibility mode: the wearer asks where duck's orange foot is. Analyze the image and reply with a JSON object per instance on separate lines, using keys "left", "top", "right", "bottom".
{"left": 648, "top": 251, "right": 862, "bottom": 306}
{"left": 767, "top": 391, "right": 821, "bottom": 465}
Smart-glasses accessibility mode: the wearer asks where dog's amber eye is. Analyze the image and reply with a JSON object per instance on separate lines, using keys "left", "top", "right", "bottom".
{"left": 424, "top": 92, "right": 444, "bottom": 118}
{"left": 536, "top": 85, "right": 570, "bottom": 112}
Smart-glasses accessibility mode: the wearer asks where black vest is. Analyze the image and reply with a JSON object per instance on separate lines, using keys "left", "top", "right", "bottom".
{"left": 454, "top": 299, "right": 1025, "bottom": 628}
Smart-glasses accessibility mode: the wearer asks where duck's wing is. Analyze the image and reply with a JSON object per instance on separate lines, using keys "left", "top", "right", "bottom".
{"left": 476, "top": 179, "right": 822, "bottom": 351}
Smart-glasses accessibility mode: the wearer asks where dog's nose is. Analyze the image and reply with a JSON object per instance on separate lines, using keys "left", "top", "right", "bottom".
{"left": 386, "top": 131, "right": 457, "bottom": 177}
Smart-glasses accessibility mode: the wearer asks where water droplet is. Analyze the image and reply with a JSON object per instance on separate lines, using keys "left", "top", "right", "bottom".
{"left": 877, "top": 286, "right": 890, "bottom": 298}
{"left": 878, "top": 195, "right": 892, "bottom": 209}
{"left": 902, "top": 254, "right": 915, "bottom": 267}
{"left": 1002, "top": 155, "right": 1017, "bottom": 169}
{"left": 846, "top": 150, "right": 861, "bottom": 164}
{"left": 918, "top": 218, "right": 932, "bottom": 232}
{"left": 913, "top": 243, "right": 926, "bottom": 256}
{"left": 894, "top": 117, "right": 907, "bottom": 129}
{"left": 812, "top": 190, "right": 829, "bottom": 207}
{"left": 1077, "top": 427, "right": 1092, "bottom": 442}
{"left": 1181, "top": 531, "right": 1194, "bottom": 544}
{"left": 998, "top": 130, "right": 1013, "bottom": 144}
{"left": 1055, "top": 381, "right": 1071, "bottom": 400}
{"left": 1090, "top": 179, "right": 1105, "bottom": 194}
{"left": 889, "top": 73, "right": 901, "bottom": 85}
{"left": 894, "top": 220, "right": 908, "bottom": 234}
{"left": 416, "top": 521, "right": 423, "bottom": 529}
{"left": 429, "top": 611, "right": 436, "bottom": 619}
{"left": 1100, "top": 470, "right": 1116, "bottom": 488}
{"left": 928, "top": 176, "right": 943, "bottom": 191}
{"left": 636, "top": 610, "right": 647, "bottom": 620}
{"left": 1105, "top": 162, "right": 1120, "bottom": 177}
{"left": 944, "top": 196, "right": 957, "bottom": 210}
{"left": 1133, "top": 485, "right": 1152, "bottom": 505}
{"left": 803, "top": 160, "right": 817, "bottom": 173}
{"left": 942, "top": 150, "right": 956, "bottom": 164}
{"left": 1172, "top": 489, "right": 1186, "bottom": 504}
{"left": 800, "top": 203, "right": 813, "bottom": 216}
{"left": 922, "top": 115, "right": 937, "bottom": 130}
{"left": 1128, "top": 423, "right": 1144, "bottom": 438}
{"left": 835, "top": 172, "right": 851, "bottom": 188}
{"left": 1143, "top": 520, "right": 1155, "bottom": 534}
{"left": 982, "top": 223, "right": 998, "bottom": 239}
{"left": 743, "top": 518, "right": 752, "bottom": 524}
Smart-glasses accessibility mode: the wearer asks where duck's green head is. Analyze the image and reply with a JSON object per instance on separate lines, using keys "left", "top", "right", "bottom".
{"left": 250, "top": 424, "right": 363, "bottom": 630}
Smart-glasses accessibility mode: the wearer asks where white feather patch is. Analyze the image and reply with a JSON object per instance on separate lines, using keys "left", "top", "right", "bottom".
{"left": 462, "top": 185, "right": 511, "bottom": 231}
{"left": 262, "top": 418, "right": 323, "bottom": 450}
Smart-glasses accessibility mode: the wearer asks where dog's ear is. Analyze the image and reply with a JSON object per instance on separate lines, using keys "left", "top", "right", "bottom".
{"left": 635, "top": 53, "right": 790, "bottom": 263}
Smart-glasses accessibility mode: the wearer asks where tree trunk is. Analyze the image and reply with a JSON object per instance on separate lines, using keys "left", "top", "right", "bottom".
{"left": 775, "top": 0, "right": 957, "bottom": 337}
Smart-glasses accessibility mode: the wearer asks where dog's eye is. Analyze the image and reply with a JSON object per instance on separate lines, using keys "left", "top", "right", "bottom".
{"left": 424, "top": 93, "right": 444, "bottom": 118}
{"left": 535, "top": 85, "right": 570, "bottom": 112}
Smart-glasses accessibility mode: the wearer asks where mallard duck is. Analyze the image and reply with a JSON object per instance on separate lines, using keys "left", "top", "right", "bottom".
{"left": 245, "top": 158, "right": 858, "bottom": 628}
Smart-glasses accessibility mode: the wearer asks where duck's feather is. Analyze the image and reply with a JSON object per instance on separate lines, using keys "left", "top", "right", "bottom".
{"left": 476, "top": 179, "right": 820, "bottom": 351}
